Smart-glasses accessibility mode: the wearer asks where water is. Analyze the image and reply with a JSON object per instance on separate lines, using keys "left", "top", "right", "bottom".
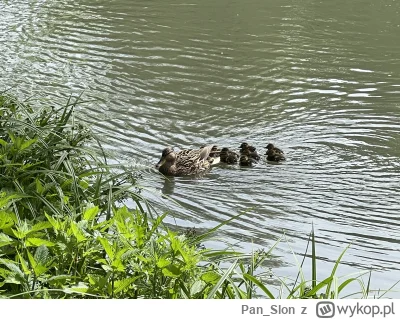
{"left": 1, "top": 0, "right": 400, "bottom": 297}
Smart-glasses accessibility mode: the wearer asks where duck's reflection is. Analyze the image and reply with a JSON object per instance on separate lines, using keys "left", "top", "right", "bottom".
{"left": 160, "top": 177, "right": 175, "bottom": 196}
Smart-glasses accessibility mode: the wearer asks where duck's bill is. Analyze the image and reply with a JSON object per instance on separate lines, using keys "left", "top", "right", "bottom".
{"left": 155, "top": 157, "right": 166, "bottom": 168}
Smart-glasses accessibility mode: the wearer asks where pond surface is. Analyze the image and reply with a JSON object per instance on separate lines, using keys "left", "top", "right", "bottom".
{"left": 1, "top": 0, "right": 400, "bottom": 297}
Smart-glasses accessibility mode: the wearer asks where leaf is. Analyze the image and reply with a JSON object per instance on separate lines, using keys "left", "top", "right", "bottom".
{"left": 162, "top": 264, "right": 182, "bottom": 278}
{"left": 0, "top": 193, "right": 28, "bottom": 210}
{"left": 27, "top": 251, "right": 37, "bottom": 270}
{"left": 201, "top": 271, "right": 221, "bottom": 284}
{"left": 26, "top": 238, "right": 55, "bottom": 247}
{"left": 0, "top": 211, "right": 14, "bottom": 229}
{"left": 113, "top": 277, "right": 138, "bottom": 294}
{"left": 12, "top": 221, "right": 30, "bottom": 239}
{"left": 243, "top": 273, "right": 275, "bottom": 299}
{"left": 311, "top": 225, "right": 317, "bottom": 290}
{"left": 0, "top": 259, "right": 25, "bottom": 282}
{"left": 190, "top": 280, "right": 206, "bottom": 296}
{"left": 101, "top": 264, "right": 112, "bottom": 272}
{"left": 18, "top": 252, "right": 31, "bottom": 275}
{"left": 156, "top": 258, "right": 171, "bottom": 269}
{"left": 47, "top": 274, "right": 71, "bottom": 285}
{"left": 325, "top": 244, "right": 351, "bottom": 298}
{"left": 20, "top": 138, "right": 37, "bottom": 151}
{"left": 134, "top": 225, "right": 145, "bottom": 248}
{"left": 207, "top": 260, "right": 238, "bottom": 299}
{"left": 0, "top": 233, "right": 14, "bottom": 248}
{"left": 98, "top": 237, "right": 114, "bottom": 260}
{"left": 7, "top": 131, "right": 16, "bottom": 145}
{"left": 111, "top": 258, "right": 125, "bottom": 272}
{"left": 30, "top": 221, "right": 52, "bottom": 233}
{"left": 0, "top": 139, "right": 8, "bottom": 147}
{"left": 79, "top": 179, "right": 89, "bottom": 189}
{"left": 70, "top": 222, "right": 86, "bottom": 243}
{"left": 305, "top": 276, "right": 333, "bottom": 297}
{"left": 45, "top": 213, "right": 60, "bottom": 230}
{"left": 35, "top": 178, "right": 44, "bottom": 194}
{"left": 64, "top": 283, "right": 89, "bottom": 294}
{"left": 34, "top": 245, "right": 50, "bottom": 265}
{"left": 83, "top": 206, "right": 99, "bottom": 221}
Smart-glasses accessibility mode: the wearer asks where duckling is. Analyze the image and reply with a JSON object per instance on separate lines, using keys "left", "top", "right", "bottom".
{"left": 265, "top": 143, "right": 284, "bottom": 156}
{"left": 265, "top": 149, "right": 286, "bottom": 162}
{"left": 239, "top": 150, "right": 257, "bottom": 167}
{"left": 239, "top": 143, "right": 260, "bottom": 161}
{"left": 220, "top": 147, "right": 239, "bottom": 164}
{"left": 265, "top": 144, "right": 286, "bottom": 162}
{"left": 239, "top": 142, "right": 250, "bottom": 153}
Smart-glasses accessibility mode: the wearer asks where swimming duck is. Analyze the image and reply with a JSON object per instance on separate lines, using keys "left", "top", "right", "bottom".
{"left": 265, "top": 143, "right": 284, "bottom": 155}
{"left": 265, "top": 143, "right": 285, "bottom": 162}
{"left": 156, "top": 145, "right": 218, "bottom": 176}
{"left": 239, "top": 150, "right": 257, "bottom": 166}
{"left": 239, "top": 142, "right": 250, "bottom": 153}
{"left": 239, "top": 143, "right": 260, "bottom": 161}
{"left": 220, "top": 147, "right": 239, "bottom": 164}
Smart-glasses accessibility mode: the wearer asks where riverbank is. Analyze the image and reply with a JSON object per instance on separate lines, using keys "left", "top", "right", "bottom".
{"left": 0, "top": 94, "right": 395, "bottom": 298}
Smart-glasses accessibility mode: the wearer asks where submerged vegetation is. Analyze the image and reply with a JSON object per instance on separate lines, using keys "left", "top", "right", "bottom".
{"left": 0, "top": 93, "right": 395, "bottom": 298}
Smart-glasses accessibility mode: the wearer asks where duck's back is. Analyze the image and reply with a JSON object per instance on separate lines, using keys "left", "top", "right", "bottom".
{"left": 174, "top": 148, "right": 211, "bottom": 175}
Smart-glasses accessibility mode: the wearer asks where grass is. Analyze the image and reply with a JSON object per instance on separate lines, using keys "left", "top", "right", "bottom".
{"left": 0, "top": 92, "right": 397, "bottom": 298}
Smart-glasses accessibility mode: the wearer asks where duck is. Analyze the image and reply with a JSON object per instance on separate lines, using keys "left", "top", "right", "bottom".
{"left": 220, "top": 147, "right": 239, "bottom": 164}
{"left": 156, "top": 145, "right": 219, "bottom": 176}
{"left": 239, "top": 142, "right": 260, "bottom": 161}
{"left": 239, "top": 142, "right": 250, "bottom": 153}
{"left": 265, "top": 143, "right": 284, "bottom": 155}
{"left": 239, "top": 150, "right": 257, "bottom": 167}
{"left": 265, "top": 143, "right": 285, "bottom": 162}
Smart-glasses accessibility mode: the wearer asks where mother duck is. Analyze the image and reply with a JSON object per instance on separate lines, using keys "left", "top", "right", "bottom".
{"left": 156, "top": 145, "right": 219, "bottom": 176}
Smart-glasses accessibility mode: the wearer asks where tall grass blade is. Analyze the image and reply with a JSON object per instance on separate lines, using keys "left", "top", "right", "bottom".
{"left": 311, "top": 224, "right": 316, "bottom": 290}
{"left": 243, "top": 273, "right": 275, "bottom": 299}
{"left": 365, "top": 269, "right": 372, "bottom": 298}
{"left": 325, "top": 243, "right": 350, "bottom": 298}
{"left": 207, "top": 260, "right": 238, "bottom": 299}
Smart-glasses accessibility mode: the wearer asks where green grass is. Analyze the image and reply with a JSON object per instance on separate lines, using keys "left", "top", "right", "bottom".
{"left": 0, "top": 93, "right": 397, "bottom": 298}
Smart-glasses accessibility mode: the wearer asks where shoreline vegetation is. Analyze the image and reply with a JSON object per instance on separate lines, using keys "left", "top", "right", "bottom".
{"left": 0, "top": 93, "right": 396, "bottom": 299}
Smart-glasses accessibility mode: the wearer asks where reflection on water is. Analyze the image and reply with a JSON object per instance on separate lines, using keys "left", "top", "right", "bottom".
{"left": 1, "top": 0, "right": 400, "bottom": 296}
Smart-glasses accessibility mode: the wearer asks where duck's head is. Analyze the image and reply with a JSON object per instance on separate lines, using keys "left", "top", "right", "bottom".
{"left": 265, "top": 143, "right": 274, "bottom": 150}
{"left": 239, "top": 142, "right": 249, "bottom": 150}
{"left": 156, "top": 147, "right": 176, "bottom": 168}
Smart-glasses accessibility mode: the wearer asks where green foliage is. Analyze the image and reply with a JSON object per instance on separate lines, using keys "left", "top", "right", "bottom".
{"left": 0, "top": 94, "right": 140, "bottom": 221}
{"left": 0, "top": 202, "right": 209, "bottom": 298}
